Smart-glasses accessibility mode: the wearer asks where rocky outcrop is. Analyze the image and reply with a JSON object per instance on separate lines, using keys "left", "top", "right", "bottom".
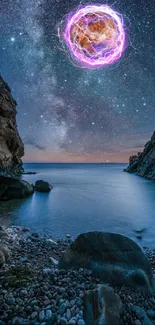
{"left": 124, "top": 131, "right": 155, "bottom": 180}
{"left": 59, "top": 231, "right": 154, "bottom": 292}
{"left": 33, "top": 180, "right": 52, "bottom": 192}
{"left": 0, "top": 75, "right": 24, "bottom": 176}
{"left": 0, "top": 176, "right": 34, "bottom": 201}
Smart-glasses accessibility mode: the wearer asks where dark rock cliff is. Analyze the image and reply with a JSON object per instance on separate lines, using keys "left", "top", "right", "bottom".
{"left": 124, "top": 131, "right": 155, "bottom": 180}
{"left": 0, "top": 75, "right": 24, "bottom": 176}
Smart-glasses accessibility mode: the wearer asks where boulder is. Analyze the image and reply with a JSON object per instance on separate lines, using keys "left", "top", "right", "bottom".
{"left": 59, "top": 232, "right": 154, "bottom": 292}
{"left": 84, "top": 284, "right": 123, "bottom": 325}
{"left": 34, "top": 180, "right": 52, "bottom": 192}
{"left": 0, "top": 176, "right": 34, "bottom": 200}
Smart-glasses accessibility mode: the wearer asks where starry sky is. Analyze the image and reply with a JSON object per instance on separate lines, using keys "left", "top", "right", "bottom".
{"left": 1, "top": 0, "right": 155, "bottom": 162}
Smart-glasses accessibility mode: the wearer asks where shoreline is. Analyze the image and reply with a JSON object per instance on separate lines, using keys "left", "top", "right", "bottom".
{"left": 0, "top": 226, "right": 155, "bottom": 325}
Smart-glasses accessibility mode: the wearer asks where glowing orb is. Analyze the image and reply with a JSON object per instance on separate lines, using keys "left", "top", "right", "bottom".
{"left": 62, "top": 4, "right": 125, "bottom": 68}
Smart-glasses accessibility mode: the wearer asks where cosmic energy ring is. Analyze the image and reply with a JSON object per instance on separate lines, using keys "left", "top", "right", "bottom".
{"left": 60, "top": 4, "right": 125, "bottom": 68}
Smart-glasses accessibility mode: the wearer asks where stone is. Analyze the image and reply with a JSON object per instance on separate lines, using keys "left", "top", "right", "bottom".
{"left": 31, "top": 311, "right": 38, "bottom": 320}
{"left": 34, "top": 180, "right": 52, "bottom": 192}
{"left": 39, "top": 310, "right": 45, "bottom": 322}
{"left": 83, "top": 284, "right": 123, "bottom": 325}
{"left": 147, "top": 310, "right": 155, "bottom": 319}
{"left": 7, "top": 297, "right": 15, "bottom": 305}
{"left": 77, "top": 320, "right": 85, "bottom": 325}
{"left": 0, "top": 251, "right": 5, "bottom": 266}
{"left": 49, "top": 257, "right": 58, "bottom": 266}
{"left": 59, "top": 231, "right": 154, "bottom": 292}
{"left": 135, "top": 321, "right": 142, "bottom": 325}
{"left": 45, "top": 309, "right": 52, "bottom": 319}
{"left": 124, "top": 131, "right": 155, "bottom": 180}
{"left": 59, "top": 303, "right": 67, "bottom": 315}
{"left": 66, "top": 309, "right": 71, "bottom": 321}
{"left": 60, "top": 317, "right": 68, "bottom": 325}
{"left": 0, "top": 227, "right": 9, "bottom": 240}
{"left": 0, "top": 176, "right": 34, "bottom": 200}
{"left": 44, "top": 239, "right": 57, "bottom": 248}
{"left": 134, "top": 306, "right": 153, "bottom": 325}
{"left": 0, "top": 75, "right": 24, "bottom": 176}
{"left": 68, "top": 319, "right": 76, "bottom": 325}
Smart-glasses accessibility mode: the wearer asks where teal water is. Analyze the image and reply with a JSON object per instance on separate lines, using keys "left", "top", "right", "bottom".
{"left": 1, "top": 163, "right": 155, "bottom": 247}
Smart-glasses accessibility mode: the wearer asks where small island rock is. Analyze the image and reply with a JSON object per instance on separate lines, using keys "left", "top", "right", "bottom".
{"left": 34, "top": 180, "right": 52, "bottom": 192}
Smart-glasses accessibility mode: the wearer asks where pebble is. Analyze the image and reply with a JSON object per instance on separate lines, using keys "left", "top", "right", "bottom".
{"left": 31, "top": 311, "right": 38, "bottom": 319}
{"left": 7, "top": 297, "right": 15, "bottom": 305}
{"left": 66, "top": 308, "right": 71, "bottom": 321}
{"left": 135, "top": 320, "right": 142, "bottom": 325}
{"left": 45, "top": 309, "right": 52, "bottom": 319}
{"left": 68, "top": 319, "right": 76, "bottom": 325}
{"left": 49, "top": 256, "right": 58, "bottom": 266}
{"left": 60, "top": 317, "right": 68, "bottom": 325}
{"left": 77, "top": 320, "right": 85, "bottom": 325}
{"left": 39, "top": 310, "right": 45, "bottom": 322}
{"left": 59, "top": 303, "right": 67, "bottom": 315}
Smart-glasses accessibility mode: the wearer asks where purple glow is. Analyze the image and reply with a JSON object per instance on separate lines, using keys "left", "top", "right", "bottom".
{"left": 63, "top": 4, "right": 125, "bottom": 68}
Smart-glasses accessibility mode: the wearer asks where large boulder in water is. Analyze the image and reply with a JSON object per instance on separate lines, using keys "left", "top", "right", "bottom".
{"left": 34, "top": 180, "right": 52, "bottom": 192}
{"left": 59, "top": 232, "right": 154, "bottom": 292}
{"left": 0, "top": 176, "right": 34, "bottom": 200}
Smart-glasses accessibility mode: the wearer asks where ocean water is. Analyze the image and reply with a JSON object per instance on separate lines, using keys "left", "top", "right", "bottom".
{"left": 1, "top": 163, "right": 155, "bottom": 247}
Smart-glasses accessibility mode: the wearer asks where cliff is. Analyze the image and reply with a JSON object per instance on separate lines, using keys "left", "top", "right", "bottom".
{"left": 124, "top": 131, "right": 155, "bottom": 180}
{"left": 0, "top": 75, "right": 24, "bottom": 176}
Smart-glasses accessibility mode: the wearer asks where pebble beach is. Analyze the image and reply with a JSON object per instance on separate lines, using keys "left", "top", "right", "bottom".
{"left": 0, "top": 226, "right": 155, "bottom": 325}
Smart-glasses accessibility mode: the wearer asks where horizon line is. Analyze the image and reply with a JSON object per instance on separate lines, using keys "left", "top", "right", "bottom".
{"left": 23, "top": 161, "right": 128, "bottom": 164}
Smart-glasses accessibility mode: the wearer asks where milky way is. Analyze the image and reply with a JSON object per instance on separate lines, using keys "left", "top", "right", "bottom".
{"left": 1, "top": 0, "right": 155, "bottom": 162}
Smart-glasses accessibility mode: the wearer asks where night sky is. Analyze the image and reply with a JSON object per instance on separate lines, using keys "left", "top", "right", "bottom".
{"left": 1, "top": 0, "right": 155, "bottom": 162}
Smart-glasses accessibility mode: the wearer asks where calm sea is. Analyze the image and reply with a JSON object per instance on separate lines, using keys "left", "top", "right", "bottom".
{"left": 1, "top": 163, "right": 155, "bottom": 247}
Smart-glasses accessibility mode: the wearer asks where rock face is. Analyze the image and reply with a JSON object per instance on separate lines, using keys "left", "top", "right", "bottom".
{"left": 34, "top": 180, "right": 52, "bottom": 192}
{"left": 0, "top": 75, "right": 24, "bottom": 176}
{"left": 59, "top": 232, "right": 154, "bottom": 292}
{"left": 0, "top": 176, "right": 34, "bottom": 201}
{"left": 84, "top": 284, "right": 123, "bottom": 325}
{"left": 124, "top": 131, "right": 155, "bottom": 180}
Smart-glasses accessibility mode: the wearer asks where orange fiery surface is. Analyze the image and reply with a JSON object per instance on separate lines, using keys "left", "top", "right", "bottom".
{"left": 70, "top": 13, "right": 118, "bottom": 56}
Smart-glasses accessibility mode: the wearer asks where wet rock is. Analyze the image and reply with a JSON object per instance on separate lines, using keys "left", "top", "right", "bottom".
{"left": 33, "top": 180, "right": 52, "bottom": 192}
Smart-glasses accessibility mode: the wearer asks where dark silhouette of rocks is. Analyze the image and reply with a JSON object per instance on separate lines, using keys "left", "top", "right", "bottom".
{"left": 33, "top": 180, "right": 52, "bottom": 192}
{"left": 0, "top": 176, "right": 34, "bottom": 201}
{"left": 0, "top": 75, "right": 24, "bottom": 176}
{"left": 124, "top": 131, "right": 155, "bottom": 180}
